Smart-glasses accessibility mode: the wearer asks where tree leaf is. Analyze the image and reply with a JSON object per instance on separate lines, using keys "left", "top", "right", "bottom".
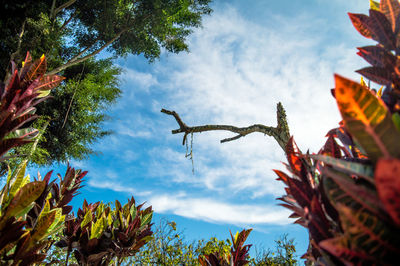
{"left": 375, "top": 158, "right": 400, "bottom": 225}
{"left": 334, "top": 74, "right": 400, "bottom": 162}
{"left": 9, "top": 162, "right": 27, "bottom": 200}
{"left": 36, "top": 75, "right": 65, "bottom": 92}
{"left": 90, "top": 217, "right": 104, "bottom": 240}
{"left": 310, "top": 154, "right": 374, "bottom": 183}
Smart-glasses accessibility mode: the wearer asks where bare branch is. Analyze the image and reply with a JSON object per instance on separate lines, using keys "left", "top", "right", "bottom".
{"left": 161, "top": 102, "right": 290, "bottom": 151}
{"left": 53, "top": 0, "right": 77, "bottom": 17}
{"left": 59, "top": 10, "right": 77, "bottom": 31}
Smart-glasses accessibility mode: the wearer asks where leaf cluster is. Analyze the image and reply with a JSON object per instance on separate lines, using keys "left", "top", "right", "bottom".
{"left": 56, "top": 197, "right": 153, "bottom": 265}
{"left": 274, "top": 0, "right": 400, "bottom": 264}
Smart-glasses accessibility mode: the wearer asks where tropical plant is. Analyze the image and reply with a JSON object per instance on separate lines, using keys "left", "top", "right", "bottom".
{"left": 198, "top": 229, "right": 252, "bottom": 266}
{"left": 55, "top": 197, "right": 153, "bottom": 265}
{"left": 0, "top": 52, "right": 63, "bottom": 162}
{"left": 0, "top": 53, "right": 88, "bottom": 264}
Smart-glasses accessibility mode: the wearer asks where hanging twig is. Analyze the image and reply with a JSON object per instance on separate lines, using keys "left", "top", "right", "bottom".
{"left": 61, "top": 62, "right": 86, "bottom": 129}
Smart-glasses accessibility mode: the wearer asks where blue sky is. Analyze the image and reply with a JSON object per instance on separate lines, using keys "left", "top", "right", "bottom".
{"left": 37, "top": 0, "right": 374, "bottom": 259}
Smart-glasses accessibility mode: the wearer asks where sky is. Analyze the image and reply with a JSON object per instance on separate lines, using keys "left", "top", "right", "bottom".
{"left": 37, "top": 0, "right": 374, "bottom": 259}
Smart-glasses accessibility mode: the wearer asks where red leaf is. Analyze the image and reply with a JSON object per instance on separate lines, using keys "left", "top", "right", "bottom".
{"left": 285, "top": 137, "right": 302, "bottom": 175}
{"left": 381, "top": 0, "right": 400, "bottom": 33}
{"left": 319, "top": 237, "right": 376, "bottom": 264}
{"left": 357, "top": 45, "right": 396, "bottom": 68}
{"left": 375, "top": 158, "right": 400, "bottom": 225}
{"left": 356, "top": 66, "right": 392, "bottom": 85}
{"left": 24, "top": 55, "right": 47, "bottom": 82}
{"left": 321, "top": 135, "right": 342, "bottom": 158}
{"left": 36, "top": 75, "right": 65, "bottom": 91}
{"left": 287, "top": 178, "right": 312, "bottom": 208}
{"left": 348, "top": 13, "right": 373, "bottom": 38}
{"left": 369, "top": 9, "right": 396, "bottom": 50}
{"left": 273, "top": 169, "right": 290, "bottom": 185}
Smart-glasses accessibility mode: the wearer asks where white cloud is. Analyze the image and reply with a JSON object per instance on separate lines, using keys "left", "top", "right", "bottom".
{"left": 120, "top": 68, "right": 158, "bottom": 93}
{"left": 149, "top": 193, "right": 291, "bottom": 225}
{"left": 87, "top": 179, "right": 152, "bottom": 197}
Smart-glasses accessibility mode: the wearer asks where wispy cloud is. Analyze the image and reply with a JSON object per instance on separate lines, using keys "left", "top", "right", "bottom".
{"left": 149, "top": 192, "right": 291, "bottom": 225}
{"left": 86, "top": 2, "right": 369, "bottom": 226}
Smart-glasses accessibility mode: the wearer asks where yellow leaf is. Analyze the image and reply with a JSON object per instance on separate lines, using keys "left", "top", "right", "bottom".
{"left": 377, "top": 86, "right": 383, "bottom": 98}
{"left": 370, "top": 0, "right": 380, "bottom": 10}
{"left": 81, "top": 209, "right": 92, "bottom": 228}
{"left": 360, "top": 76, "right": 367, "bottom": 87}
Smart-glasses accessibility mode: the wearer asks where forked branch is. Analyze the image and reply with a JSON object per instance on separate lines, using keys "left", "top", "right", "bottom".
{"left": 161, "top": 102, "right": 290, "bottom": 151}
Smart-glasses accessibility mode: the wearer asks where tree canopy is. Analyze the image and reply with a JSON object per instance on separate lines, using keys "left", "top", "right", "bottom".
{"left": 0, "top": 0, "right": 212, "bottom": 166}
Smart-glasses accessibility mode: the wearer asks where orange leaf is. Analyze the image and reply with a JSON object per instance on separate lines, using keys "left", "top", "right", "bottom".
{"left": 334, "top": 74, "right": 400, "bottom": 162}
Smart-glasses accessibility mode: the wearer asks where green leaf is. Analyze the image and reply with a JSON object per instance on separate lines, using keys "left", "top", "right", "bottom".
{"left": 90, "top": 217, "right": 105, "bottom": 240}
{"left": 9, "top": 162, "right": 27, "bottom": 200}
{"left": 310, "top": 154, "right": 374, "bottom": 183}
{"left": 392, "top": 112, "right": 400, "bottom": 132}
{"left": 14, "top": 202, "right": 35, "bottom": 219}
{"left": 81, "top": 209, "right": 93, "bottom": 228}
{"left": 141, "top": 212, "right": 153, "bottom": 227}
{"left": 1, "top": 181, "right": 46, "bottom": 227}
{"left": 130, "top": 203, "right": 137, "bottom": 219}
{"left": 31, "top": 209, "right": 56, "bottom": 244}
{"left": 334, "top": 74, "right": 400, "bottom": 162}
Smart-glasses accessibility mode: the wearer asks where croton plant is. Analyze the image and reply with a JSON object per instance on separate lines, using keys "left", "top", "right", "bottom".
{"left": 0, "top": 53, "right": 154, "bottom": 265}
{"left": 275, "top": 0, "right": 400, "bottom": 264}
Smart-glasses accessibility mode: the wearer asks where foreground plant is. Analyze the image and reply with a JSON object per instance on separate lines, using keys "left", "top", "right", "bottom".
{"left": 0, "top": 53, "right": 153, "bottom": 265}
{"left": 0, "top": 53, "right": 85, "bottom": 264}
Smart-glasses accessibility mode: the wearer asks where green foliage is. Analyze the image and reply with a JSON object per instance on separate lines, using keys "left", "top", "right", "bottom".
{"left": 35, "top": 58, "right": 121, "bottom": 163}
{"left": 0, "top": 0, "right": 212, "bottom": 166}
{"left": 129, "top": 219, "right": 204, "bottom": 265}
{"left": 252, "top": 235, "right": 297, "bottom": 266}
